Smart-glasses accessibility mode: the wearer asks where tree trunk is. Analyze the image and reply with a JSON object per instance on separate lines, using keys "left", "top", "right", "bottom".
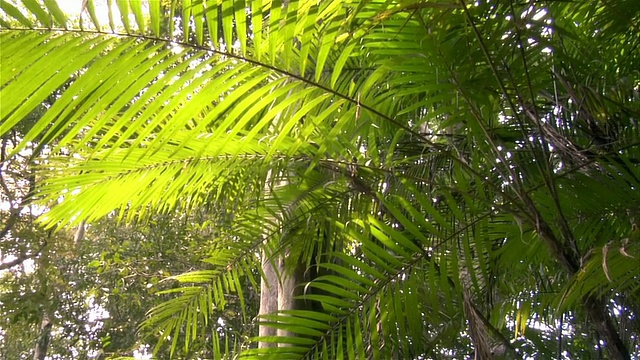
{"left": 258, "top": 251, "right": 279, "bottom": 348}
{"left": 522, "top": 210, "right": 631, "bottom": 359}
{"left": 277, "top": 254, "right": 306, "bottom": 342}
{"left": 462, "top": 287, "right": 492, "bottom": 360}
{"left": 258, "top": 251, "right": 307, "bottom": 347}
{"left": 33, "top": 314, "right": 52, "bottom": 360}
{"left": 33, "top": 232, "right": 52, "bottom": 360}
{"left": 583, "top": 295, "right": 631, "bottom": 360}
{"left": 73, "top": 220, "right": 86, "bottom": 249}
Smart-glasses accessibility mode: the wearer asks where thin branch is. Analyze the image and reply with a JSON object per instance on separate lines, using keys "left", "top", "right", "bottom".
{"left": 0, "top": 241, "right": 46, "bottom": 271}
{"left": 506, "top": 0, "right": 580, "bottom": 270}
{"left": 0, "top": 169, "right": 36, "bottom": 240}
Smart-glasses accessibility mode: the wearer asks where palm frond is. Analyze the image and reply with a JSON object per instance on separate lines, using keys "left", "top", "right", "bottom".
{"left": 2, "top": 0, "right": 639, "bottom": 358}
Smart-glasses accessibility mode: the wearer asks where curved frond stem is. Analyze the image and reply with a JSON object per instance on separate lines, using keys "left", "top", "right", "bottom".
{"left": 1, "top": 27, "right": 429, "bottom": 144}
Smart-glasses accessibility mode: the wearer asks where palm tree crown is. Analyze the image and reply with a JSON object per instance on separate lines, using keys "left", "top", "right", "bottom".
{"left": 1, "top": 0, "right": 639, "bottom": 358}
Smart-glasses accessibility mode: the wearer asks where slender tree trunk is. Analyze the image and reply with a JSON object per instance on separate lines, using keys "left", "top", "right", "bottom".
{"left": 277, "top": 254, "right": 306, "bottom": 342}
{"left": 258, "top": 251, "right": 307, "bottom": 347}
{"left": 73, "top": 220, "right": 86, "bottom": 249}
{"left": 583, "top": 295, "right": 631, "bottom": 360}
{"left": 258, "top": 251, "right": 279, "bottom": 348}
{"left": 33, "top": 230, "right": 53, "bottom": 360}
{"left": 33, "top": 314, "right": 52, "bottom": 360}
{"left": 257, "top": 74, "right": 308, "bottom": 348}
{"left": 459, "top": 266, "right": 517, "bottom": 360}
{"left": 462, "top": 287, "right": 492, "bottom": 360}
{"left": 520, "top": 203, "right": 632, "bottom": 360}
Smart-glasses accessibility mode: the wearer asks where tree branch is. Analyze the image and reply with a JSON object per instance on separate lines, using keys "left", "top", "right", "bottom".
{"left": 0, "top": 241, "right": 46, "bottom": 271}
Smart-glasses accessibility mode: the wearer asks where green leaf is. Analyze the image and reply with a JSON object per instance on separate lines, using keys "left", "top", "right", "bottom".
{"left": 129, "top": 0, "right": 145, "bottom": 33}
{"left": 115, "top": 0, "right": 130, "bottom": 32}
{"left": 84, "top": 0, "right": 101, "bottom": 30}
{"left": 22, "top": 0, "right": 51, "bottom": 27}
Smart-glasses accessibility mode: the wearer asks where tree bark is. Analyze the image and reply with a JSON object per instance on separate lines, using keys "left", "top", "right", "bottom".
{"left": 73, "top": 220, "right": 86, "bottom": 249}
{"left": 465, "top": 206, "right": 631, "bottom": 360}
{"left": 520, "top": 206, "right": 631, "bottom": 359}
{"left": 462, "top": 286, "right": 492, "bottom": 360}
{"left": 33, "top": 314, "right": 52, "bottom": 360}
{"left": 258, "top": 251, "right": 307, "bottom": 347}
{"left": 277, "top": 255, "right": 306, "bottom": 342}
{"left": 583, "top": 295, "right": 631, "bottom": 360}
{"left": 258, "top": 251, "right": 279, "bottom": 348}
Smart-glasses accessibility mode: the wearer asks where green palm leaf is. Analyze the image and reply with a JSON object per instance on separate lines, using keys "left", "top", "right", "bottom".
{"left": 1, "top": 0, "right": 639, "bottom": 358}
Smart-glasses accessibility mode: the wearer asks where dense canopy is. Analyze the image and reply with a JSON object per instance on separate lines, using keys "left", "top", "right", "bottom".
{"left": 1, "top": 0, "right": 639, "bottom": 359}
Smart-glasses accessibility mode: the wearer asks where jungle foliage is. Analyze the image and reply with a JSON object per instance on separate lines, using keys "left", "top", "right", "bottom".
{"left": 1, "top": 0, "right": 639, "bottom": 359}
